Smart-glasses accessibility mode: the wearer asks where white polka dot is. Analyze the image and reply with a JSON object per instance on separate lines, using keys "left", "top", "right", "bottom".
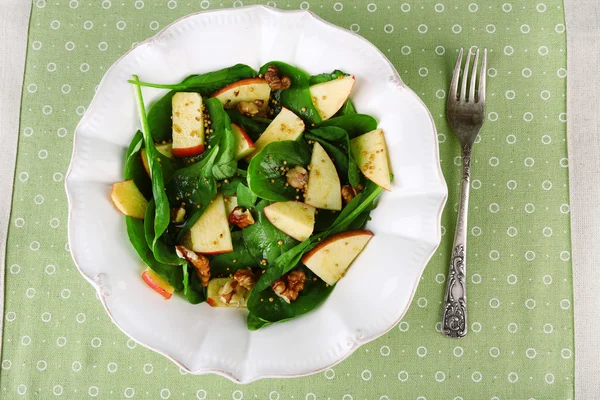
{"left": 124, "top": 388, "right": 135, "bottom": 399}
{"left": 324, "top": 368, "right": 335, "bottom": 379}
{"left": 25, "top": 288, "right": 35, "bottom": 298}
{"left": 560, "top": 204, "right": 570, "bottom": 214}
{"left": 53, "top": 385, "right": 64, "bottom": 396}
{"left": 521, "top": 24, "right": 531, "bottom": 34}
{"left": 504, "top": 46, "right": 514, "bottom": 55}
{"left": 488, "top": 112, "right": 499, "bottom": 121}
{"left": 502, "top": 3, "right": 512, "bottom": 12}
{"left": 538, "top": 46, "right": 549, "bottom": 56}
{"left": 471, "top": 226, "right": 482, "bottom": 236}
{"left": 453, "top": 346, "right": 464, "bottom": 357}
{"left": 537, "top": 3, "right": 547, "bottom": 12}
{"left": 418, "top": 24, "right": 428, "bottom": 34}
{"left": 88, "top": 387, "right": 99, "bottom": 397}
{"left": 400, "top": 3, "right": 410, "bottom": 12}
{"left": 416, "top": 346, "right": 428, "bottom": 357}
{"left": 19, "top": 172, "right": 29, "bottom": 182}
{"left": 468, "top": 3, "right": 478, "bottom": 12}
{"left": 542, "top": 180, "right": 553, "bottom": 190}
{"left": 5, "top": 311, "right": 17, "bottom": 322}
{"left": 523, "top": 112, "right": 534, "bottom": 122}
{"left": 2, "top": 360, "right": 12, "bottom": 369}
{"left": 76, "top": 313, "right": 86, "bottom": 323}
{"left": 486, "top": 24, "right": 496, "bottom": 34}
{"left": 149, "top": 21, "right": 160, "bottom": 30}
{"left": 522, "top": 68, "right": 532, "bottom": 78}
{"left": 51, "top": 20, "right": 61, "bottom": 29}
{"left": 42, "top": 105, "right": 53, "bottom": 115}
{"left": 361, "top": 369, "right": 372, "bottom": 381}
{"left": 507, "top": 274, "right": 518, "bottom": 285}
{"left": 508, "top": 372, "right": 519, "bottom": 383}
{"left": 160, "top": 388, "right": 171, "bottom": 399}
{"left": 489, "top": 203, "right": 500, "bottom": 213}
{"left": 525, "top": 299, "right": 536, "bottom": 309}
{"left": 65, "top": 41, "right": 75, "bottom": 51}
{"left": 17, "top": 384, "right": 27, "bottom": 395}
{"left": 435, "top": 371, "right": 446, "bottom": 382}
{"left": 543, "top": 323, "right": 554, "bottom": 333}
{"left": 506, "top": 134, "right": 516, "bottom": 144}
{"left": 380, "top": 345, "right": 391, "bottom": 356}
{"left": 560, "top": 299, "right": 571, "bottom": 309}
{"left": 561, "top": 348, "right": 572, "bottom": 359}
{"left": 471, "top": 274, "right": 482, "bottom": 284}
{"left": 117, "top": 20, "right": 127, "bottom": 30}
{"left": 472, "top": 371, "right": 483, "bottom": 382}
{"left": 21, "top": 336, "right": 31, "bottom": 346}
{"left": 69, "top": 0, "right": 79, "bottom": 8}
{"left": 418, "top": 67, "right": 429, "bottom": 77}
{"left": 333, "top": 2, "right": 343, "bottom": 12}
{"left": 30, "top": 240, "right": 41, "bottom": 250}
{"left": 398, "top": 371, "right": 409, "bottom": 382}
{"left": 398, "top": 321, "right": 409, "bottom": 332}
{"left": 366, "top": 3, "right": 376, "bottom": 12}
{"left": 27, "top": 83, "right": 38, "bottom": 93}
{"left": 56, "top": 337, "right": 67, "bottom": 347}
{"left": 269, "top": 391, "right": 280, "bottom": 400}
{"left": 14, "top": 218, "right": 25, "bottom": 228}
{"left": 383, "top": 24, "right": 393, "bottom": 33}
{"left": 526, "top": 348, "right": 537, "bottom": 359}
{"left": 525, "top": 250, "right": 536, "bottom": 261}
{"left": 349, "top": 24, "right": 360, "bottom": 33}
{"left": 417, "top": 297, "right": 428, "bottom": 307}
{"left": 435, "top": 46, "right": 445, "bottom": 55}
{"left": 489, "top": 298, "right": 500, "bottom": 308}
{"left": 98, "top": 42, "right": 108, "bottom": 51}
{"left": 60, "top": 289, "right": 70, "bottom": 298}
{"left": 134, "top": 0, "right": 144, "bottom": 9}
{"left": 452, "top": 24, "right": 462, "bottom": 34}
{"left": 91, "top": 337, "right": 102, "bottom": 348}
{"left": 508, "top": 323, "right": 518, "bottom": 333}
{"left": 401, "top": 46, "right": 411, "bottom": 55}
{"left": 543, "top": 275, "right": 553, "bottom": 285}
{"left": 557, "top": 68, "right": 567, "bottom": 78}
{"left": 41, "top": 312, "right": 52, "bottom": 322}
{"left": 34, "top": 195, "right": 44, "bottom": 205}
{"left": 37, "top": 360, "right": 48, "bottom": 371}
{"left": 83, "top": 20, "right": 94, "bottom": 30}
{"left": 506, "top": 227, "right": 518, "bottom": 237}
{"left": 545, "top": 373, "right": 555, "bottom": 384}
{"left": 127, "top": 339, "right": 137, "bottom": 349}
{"left": 80, "top": 63, "right": 90, "bottom": 72}
{"left": 525, "top": 203, "right": 536, "bottom": 213}
{"left": 196, "top": 389, "right": 207, "bottom": 400}
{"left": 76, "top": 106, "right": 86, "bottom": 115}
{"left": 45, "top": 264, "right": 56, "bottom": 275}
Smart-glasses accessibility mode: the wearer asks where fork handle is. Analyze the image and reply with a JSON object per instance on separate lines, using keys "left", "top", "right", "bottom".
{"left": 441, "top": 143, "right": 472, "bottom": 338}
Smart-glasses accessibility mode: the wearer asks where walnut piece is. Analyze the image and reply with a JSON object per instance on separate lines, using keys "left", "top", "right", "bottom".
{"left": 237, "top": 101, "right": 260, "bottom": 116}
{"left": 218, "top": 279, "right": 240, "bottom": 305}
{"left": 286, "top": 166, "right": 308, "bottom": 189}
{"left": 271, "top": 269, "right": 306, "bottom": 303}
{"left": 341, "top": 185, "right": 358, "bottom": 204}
{"left": 228, "top": 206, "right": 255, "bottom": 229}
{"left": 265, "top": 65, "right": 292, "bottom": 90}
{"left": 233, "top": 268, "right": 257, "bottom": 290}
{"left": 175, "top": 245, "right": 210, "bottom": 286}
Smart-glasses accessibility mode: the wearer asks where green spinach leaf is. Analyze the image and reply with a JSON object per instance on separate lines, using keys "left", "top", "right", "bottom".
{"left": 316, "top": 114, "right": 377, "bottom": 139}
{"left": 218, "top": 172, "right": 247, "bottom": 196}
{"left": 226, "top": 110, "right": 270, "bottom": 141}
{"left": 132, "top": 75, "right": 172, "bottom": 245}
{"left": 182, "top": 264, "right": 205, "bottom": 304}
{"left": 308, "top": 69, "right": 348, "bottom": 85}
{"left": 138, "top": 64, "right": 257, "bottom": 142}
{"left": 247, "top": 140, "right": 311, "bottom": 202}
{"left": 125, "top": 217, "right": 184, "bottom": 291}
{"left": 336, "top": 100, "right": 357, "bottom": 116}
{"left": 236, "top": 182, "right": 257, "bottom": 209}
{"left": 259, "top": 61, "right": 322, "bottom": 124}
{"left": 210, "top": 231, "right": 258, "bottom": 276}
{"left": 144, "top": 200, "right": 186, "bottom": 266}
{"left": 205, "top": 99, "right": 237, "bottom": 180}
{"left": 124, "top": 130, "right": 152, "bottom": 198}
{"left": 242, "top": 200, "right": 298, "bottom": 265}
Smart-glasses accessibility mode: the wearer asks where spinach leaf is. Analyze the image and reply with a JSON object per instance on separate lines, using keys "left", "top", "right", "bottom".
{"left": 205, "top": 98, "right": 237, "bottom": 180}
{"left": 132, "top": 75, "right": 171, "bottom": 245}
{"left": 182, "top": 264, "right": 205, "bottom": 304}
{"left": 166, "top": 146, "right": 219, "bottom": 233}
{"left": 247, "top": 267, "right": 333, "bottom": 326}
{"left": 308, "top": 69, "right": 348, "bottom": 85}
{"left": 242, "top": 200, "right": 298, "bottom": 265}
{"left": 247, "top": 313, "right": 270, "bottom": 331}
{"left": 259, "top": 61, "right": 322, "bottom": 124}
{"left": 125, "top": 217, "right": 184, "bottom": 291}
{"left": 210, "top": 231, "right": 258, "bottom": 276}
{"left": 139, "top": 64, "right": 257, "bottom": 142}
{"left": 329, "top": 180, "right": 383, "bottom": 235}
{"left": 336, "top": 100, "right": 357, "bottom": 116}
{"left": 218, "top": 172, "right": 247, "bottom": 196}
{"left": 306, "top": 126, "right": 361, "bottom": 187}
{"left": 247, "top": 140, "right": 311, "bottom": 202}
{"left": 144, "top": 200, "right": 186, "bottom": 266}
{"left": 124, "top": 130, "right": 152, "bottom": 198}
{"left": 226, "top": 110, "right": 270, "bottom": 141}
{"left": 236, "top": 182, "right": 257, "bottom": 209}
{"left": 316, "top": 114, "right": 377, "bottom": 139}
{"left": 313, "top": 209, "right": 339, "bottom": 233}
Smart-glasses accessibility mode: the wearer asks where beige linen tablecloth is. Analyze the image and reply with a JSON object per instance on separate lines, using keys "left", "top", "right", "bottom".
{"left": 0, "top": 0, "right": 597, "bottom": 398}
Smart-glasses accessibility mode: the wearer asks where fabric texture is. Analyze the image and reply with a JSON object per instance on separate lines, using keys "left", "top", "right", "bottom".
{"left": 0, "top": 1, "right": 574, "bottom": 399}
{"left": 564, "top": 1, "right": 600, "bottom": 399}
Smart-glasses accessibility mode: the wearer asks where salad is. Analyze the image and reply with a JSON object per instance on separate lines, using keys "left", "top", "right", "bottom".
{"left": 110, "top": 62, "right": 392, "bottom": 330}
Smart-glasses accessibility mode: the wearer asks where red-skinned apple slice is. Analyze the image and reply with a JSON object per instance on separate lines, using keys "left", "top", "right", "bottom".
{"left": 110, "top": 180, "right": 148, "bottom": 219}
{"left": 310, "top": 75, "right": 355, "bottom": 120}
{"left": 304, "top": 142, "right": 342, "bottom": 211}
{"left": 179, "top": 193, "right": 233, "bottom": 254}
{"left": 171, "top": 92, "right": 205, "bottom": 158}
{"left": 263, "top": 201, "right": 315, "bottom": 242}
{"left": 142, "top": 267, "right": 175, "bottom": 299}
{"left": 350, "top": 129, "right": 391, "bottom": 191}
{"left": 247, "top": 107, "right": 305, "bottom": 160}
{"left": 230, "top": 123, "right": 255, "bottom": 160}
{"left": 301, "top": 230, "right": 373, "bottom": 285}
{"left": 212, "top": 78, "right": 271, "bottom": 111}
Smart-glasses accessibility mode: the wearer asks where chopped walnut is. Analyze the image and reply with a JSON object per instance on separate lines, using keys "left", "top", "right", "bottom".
{"left": 237, "top": 101, "right": 260, "bottom": 116}
{"left": 170, "top": 204, "right": 186, "bottom": 223}
{"left": 233, "top": 268, "right": 257, "bottom": 290}
{"left": 341, "top": 185, "right": 358, "bottom": 204}
{"left": 176, "top": 245, "right": 210, "bottom": 286}
{"left": 216, "top": 279, "right": 247, "bottom": 306}
{"left": 286, "top": 166, "right": 308, "bottom": 189}
{"left": 228, "top": 206, "right": 255, "bottom": 229}
{"left": 271, "top": 269, "right": 306, "bottom": 303}
{"left": 265, "top": 65, "right": 292, "bottom": 90}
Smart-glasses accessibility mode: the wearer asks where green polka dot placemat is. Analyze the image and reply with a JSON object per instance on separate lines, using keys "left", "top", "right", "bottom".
{"left": 1, "top": 0, "right": 573, "bottom": 399}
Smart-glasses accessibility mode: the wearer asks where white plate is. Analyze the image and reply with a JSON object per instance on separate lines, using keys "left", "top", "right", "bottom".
{"left": 66, "top": 5, "right": 447, "bottom": 383}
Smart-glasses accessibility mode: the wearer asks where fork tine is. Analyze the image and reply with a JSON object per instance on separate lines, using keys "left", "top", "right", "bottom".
{"left": 449, "top": 48, "right": 464, "bottom": 100}
{"left": 460, "top": 48, "right": 472, "bottom": 101}
{"left": 478, "top": 48, "right": 487, "bottom": 103}
{"left": 469, "top": 48, "right": 479, "bottom": 102}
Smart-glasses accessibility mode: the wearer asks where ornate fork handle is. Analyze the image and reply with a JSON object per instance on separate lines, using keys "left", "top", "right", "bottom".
{"left": 441, "top": 143, "right": 472, "bottom": 338}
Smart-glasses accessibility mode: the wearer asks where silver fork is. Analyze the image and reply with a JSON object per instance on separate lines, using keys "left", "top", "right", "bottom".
{"left": 441, "top": 47, "right": 487, "bottom": 338}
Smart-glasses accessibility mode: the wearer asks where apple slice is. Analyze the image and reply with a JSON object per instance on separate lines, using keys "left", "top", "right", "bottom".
{"left": 309, "top": 76, "right": 355, "bottom": 120}
{"left": 142, "top": 267, "right": 175, "bottom": 299}
{"left": 110, "top": 180, "right": 148, "bottom": 219}
{"left": 350, "top": 129, "right": 391, "bottom": 191}
{"left": 231, "top": 123, "right": 256, "bottom": 160}
{"left": 206, "top": 277, "right": 249, "bottom": 307}
{"left": 180, "top": 193, "right": 233, "bottom": 254}
{"left": 224, "top": 195, "right": 238, "bottom": 217}
{"left": 212, "top": 78, "right": 271, "bottom": 111}
{"left": 247, "top": 107, "right": 305, "bottom": 160}
{"left": 263, "top": 201, "right": 315, "bottom": 242}
{"left": 304, "top": 142, "right": 342, "bottom": 211}
{"left": 141, "top": 143, "right": 173, "bottom": 176}
{"left": 302, "top": 230, "right": 373, "bottom": 285}
{"left": 172, "top": 92, "right": 205, "bottom": 158}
